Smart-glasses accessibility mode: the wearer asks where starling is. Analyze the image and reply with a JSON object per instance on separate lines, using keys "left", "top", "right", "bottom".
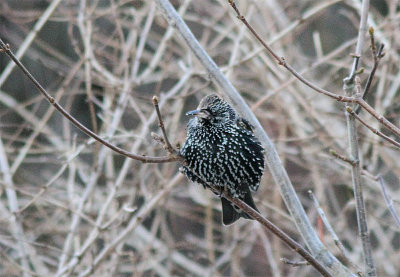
{"left": 180, "top": 94, "right": 265, "bottom": 225}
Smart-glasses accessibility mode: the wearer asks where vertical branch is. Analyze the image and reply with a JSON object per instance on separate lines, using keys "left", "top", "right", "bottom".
{"left": 343, "top": 0, "right": 377, "bottom": 276}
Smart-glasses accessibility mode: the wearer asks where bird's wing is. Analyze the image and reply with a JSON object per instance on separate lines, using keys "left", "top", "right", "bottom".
{"left": 236, "top": 117, "right": 254, "bottom": 132}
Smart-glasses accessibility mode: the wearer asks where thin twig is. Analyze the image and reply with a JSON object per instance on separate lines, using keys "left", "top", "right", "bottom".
{"left": 329, "top": 149, "right": 357, "bottom": 166}
{"left": 361, "top": 43, "right": 384, "bottom": 103}
{"left": 152, "top": 96, "right": 175, "bottom": 154}
{"left": 0, "top": 138, "right": 31, "bottom": 277}
{"left": 377, "top": 175, "right": 400, "bottom": 228}
{"left": 346, "top": 106, "right": 400, "bottom": 148}
{"left": 354, "top": 26, "right": 385, "bottom": 114}
{"left": 343, "top": 0, "right": 377, "bottom": 275}
{"left": 308, "top": 191, "right": 363, "bottom": 274}
{"left": 280, "top": 258, "right": 309, "bottom": 267}
{"left": 77, "top": 0, "right": 98, "bottom": 134}
{"left": 0, "top": 39, "right": 180, "bottom": 164}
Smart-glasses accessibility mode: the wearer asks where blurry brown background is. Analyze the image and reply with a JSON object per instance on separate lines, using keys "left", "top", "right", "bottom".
{"left": 0, "top": 0, "right": 399, "bottom": 276}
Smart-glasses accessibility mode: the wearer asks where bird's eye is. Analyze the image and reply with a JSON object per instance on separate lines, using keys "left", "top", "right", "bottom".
{"left": 201, "top": 108, "right": 213, "bottom": 116}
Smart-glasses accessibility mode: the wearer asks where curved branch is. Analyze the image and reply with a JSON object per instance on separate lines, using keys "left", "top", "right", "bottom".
{"left": 0, "top": 39, "right": 181, "bottom": 164}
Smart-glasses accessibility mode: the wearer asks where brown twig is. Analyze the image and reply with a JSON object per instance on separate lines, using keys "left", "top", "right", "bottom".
{"left": 329, "top": 149, "right": 357, "bottom": 166}
{"left": 152, "top": 96, "right": 176, "bottom": 154}
{"left": 346, "top": 106, "right": 400, "bottom": 148}
{"left": 0, "top": 38, "right": 180, "bottom": 164}
{"left": 354, "top": 27, "right": 385, "bottom": 114}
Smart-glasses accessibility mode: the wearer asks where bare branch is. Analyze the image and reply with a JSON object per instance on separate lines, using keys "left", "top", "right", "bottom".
{"left": 377, "top": 175, "right": 400, "bottom": 228}
{"left": 0, "top": 38, "right": 180, "bottom": 164}
{"left": 152, "top": 96, "right": 176, "bottom": 154}
{"left": 343, "top": 0, "right": 377, "bottom": 275}
{"left": 346, "top": 106, "right": 400, "bottom": 148}
{"left": 309, "top": 191, "right": 363, "bottom": 274}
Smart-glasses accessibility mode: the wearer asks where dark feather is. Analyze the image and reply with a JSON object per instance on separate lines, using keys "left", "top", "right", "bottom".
{"left": 180, "top": 94, "right": 265, "bottom": 224}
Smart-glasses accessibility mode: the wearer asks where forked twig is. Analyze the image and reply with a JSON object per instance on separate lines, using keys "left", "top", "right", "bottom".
{"left": 346, "top": 106, "right": 400, "bottom": 148}
{"left": 354, "top": 27, "right": 385, "bottom": 114}
{"left": 152, "top": 96, "right": 176, "bottom": 154}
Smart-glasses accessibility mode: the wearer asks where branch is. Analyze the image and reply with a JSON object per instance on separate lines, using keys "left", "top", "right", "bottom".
{"left": 152, "top": 96, "right": 175, "bottom": 154}
{"left": 309, "top": 191, "right": 363, "bottom": 274}
{"left": 200, "top": 178, "right": 333, "bottom": 277}
{"left": 346, "top": 106, "right": 400, "bottom": 148}
{"left": 0, "top": 39, "right": 181, "bottom": 164}
{"left": 343, "top": 0, "right": 377, "bottom": 275}
{"left": 354, "top": 27, "right": 385, "bottom": 114}
{"left": 377, "top": 175, "right": 400, "bottom": 228}
{"left": 329, "top": 149, "right": 357, "bottom": 166}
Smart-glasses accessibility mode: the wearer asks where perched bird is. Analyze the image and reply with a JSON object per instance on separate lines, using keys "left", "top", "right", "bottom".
{"left": 180, "top": 94, "right": 265, "bottom": 225}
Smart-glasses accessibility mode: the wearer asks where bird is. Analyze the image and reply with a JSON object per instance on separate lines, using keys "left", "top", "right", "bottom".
{"left": 180, "top": 94, "right": 265, "bottom": 225}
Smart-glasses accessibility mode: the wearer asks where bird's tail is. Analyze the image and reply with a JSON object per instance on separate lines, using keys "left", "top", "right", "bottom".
{"left": 221, "top": 186, "right": 259, "bottom": 225}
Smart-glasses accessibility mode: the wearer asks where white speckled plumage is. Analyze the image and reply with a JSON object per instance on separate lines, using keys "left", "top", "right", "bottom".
{"left": 180, "top": 94, "right": 265, "bottom": 225}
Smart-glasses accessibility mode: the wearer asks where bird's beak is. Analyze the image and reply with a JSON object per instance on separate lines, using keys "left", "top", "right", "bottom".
{"left": 186, "top": 109, "right": 211, "bottom": 119}
{"left": 186, "top": 109, "right": 201, "bottom": 116}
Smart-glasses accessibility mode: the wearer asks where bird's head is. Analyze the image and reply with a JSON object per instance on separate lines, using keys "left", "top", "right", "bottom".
{"left": 186, "top": 94, "right": 236, "bottom": 125}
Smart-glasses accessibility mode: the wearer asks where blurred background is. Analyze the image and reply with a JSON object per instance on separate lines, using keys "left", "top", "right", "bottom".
{"left": 0, "top": 0, "right": 399, "bottom": 276}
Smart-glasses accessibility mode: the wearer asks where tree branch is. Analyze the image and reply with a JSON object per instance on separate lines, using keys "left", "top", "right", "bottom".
{"left": 343, "top": 0, "right": 377, "bottom": 275}
{"left": 0, "top": 39, "right": 181, "bottom": 164}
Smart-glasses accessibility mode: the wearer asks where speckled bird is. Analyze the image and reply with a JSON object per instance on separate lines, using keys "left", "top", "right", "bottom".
{"left": 180, "top": 94, "right": 265, "bottom": 225}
